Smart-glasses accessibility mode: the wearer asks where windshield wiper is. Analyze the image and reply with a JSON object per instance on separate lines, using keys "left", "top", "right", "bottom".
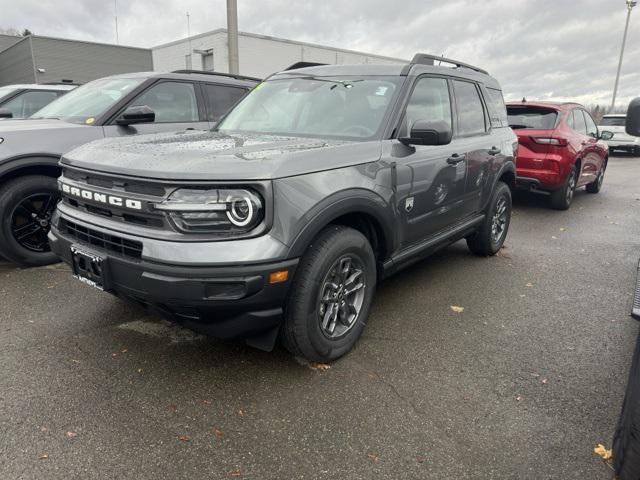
{"left": 298, "top": 76, "right": 364, "bottom": 89}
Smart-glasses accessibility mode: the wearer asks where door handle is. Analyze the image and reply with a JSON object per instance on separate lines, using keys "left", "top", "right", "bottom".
{"left": 488, "top": 146, "right": 501, "bottom": 155}
{"left": 447, "top": 153, "right": 466, "bottom": 165}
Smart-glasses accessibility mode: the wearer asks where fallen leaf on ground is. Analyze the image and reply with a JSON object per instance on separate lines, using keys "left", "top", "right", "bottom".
{"left": 228, "top": 470, "right": 242, "bottom": 477}
{"left": 516, "top": 395, "right": 523, "bottom": 401}
{"left": 214, "top": 429, "right": 224, "bottom": 439}
{"left": 308, "top": 362, "right": 331, "bottom": 371}
{"left": 450, "top": 306, "right": 465, "bottom": 313}
{"left": 367, "top": 453, "right": 379, "bottom": 463}
{"left": 66, "top": 431, "right": 77, "bottom": 438}
{"left": 178, "top": 435, "right": 190, "bottom": 442}
{"left": 560, "top": 227, "right": 567, "bottom": 232}
{"left": 525, "top": 282, "right": 533, "bottom": 287}
{"left": 541, "top": 378, "right": 548, "bottom": 384}
{"left": 137, "top": 368, "right": 143, "bottom": 373}
{"left": 202, "top": 400, "right": 212, "bottom": 405}
{"left": 39, "top": 454, "right": 49, "bottom": 460}
{"left": 551, "top": 235, "right": 558, "bottom": 239}
{"left": 594, "top": 444, "right": 613, "bottom": 461}
{"left": 237, "top": 410, "right": 244, "bottom": 416}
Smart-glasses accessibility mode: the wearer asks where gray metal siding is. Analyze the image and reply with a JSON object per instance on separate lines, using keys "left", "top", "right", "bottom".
{"left": 0, "top": 38, "right": 36, "bottom": 85}
{"left": 0, "top": 34, "right": 20, "bottom": 52}
{"left": 30, "top": 37, "right": 152, "bottom": 85}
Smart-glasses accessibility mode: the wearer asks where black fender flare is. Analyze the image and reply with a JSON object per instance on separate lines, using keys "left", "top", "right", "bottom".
{"left": 0, "top": 153, "right": 62, "bottom": 181}
{"left": 286, "top": 188, "right": 396, "bottom": 260}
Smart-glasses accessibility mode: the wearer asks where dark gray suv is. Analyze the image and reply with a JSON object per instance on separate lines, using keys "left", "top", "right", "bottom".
{"left": 50, "top": 54, "right": 517, "bottom": 361}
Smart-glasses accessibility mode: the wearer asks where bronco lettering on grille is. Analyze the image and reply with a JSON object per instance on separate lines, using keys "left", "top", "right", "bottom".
{"left": 61, "top": 183, "right": 143, "bottom": 210}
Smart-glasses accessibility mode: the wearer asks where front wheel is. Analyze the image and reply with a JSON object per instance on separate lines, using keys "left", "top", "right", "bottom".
{"left": 281, "top": 226, "right": 376, "bottom": 362}
{"left": 0, "top": 175, "right": 60, "bottom": 266}
{"left": 466, "top": 181, "right": 512, "bottom": 256}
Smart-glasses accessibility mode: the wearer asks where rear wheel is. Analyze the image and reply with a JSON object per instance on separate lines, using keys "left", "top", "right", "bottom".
{"left": 586, "top": 161, "right": 606, "bottom": 193}
{"left": 0, "top": 175, "right": 60, "bottom": 266}
{"left": 467, "top": 181, "right": 512, "bottom": 256}
{"left": 281, "top": 225, "right": 376, "bottom": 362}
{"left": 550, "top": 165, "right": 577, "bottom": 210}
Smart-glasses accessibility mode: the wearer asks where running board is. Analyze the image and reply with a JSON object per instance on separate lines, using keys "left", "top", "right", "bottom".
{"left": 633, "top": 259, "right": 640, "bottom": 320}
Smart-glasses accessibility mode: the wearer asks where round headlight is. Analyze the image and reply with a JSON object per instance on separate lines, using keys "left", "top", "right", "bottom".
{"left": 227, "top": 197, "right": 254, "bottom": 226}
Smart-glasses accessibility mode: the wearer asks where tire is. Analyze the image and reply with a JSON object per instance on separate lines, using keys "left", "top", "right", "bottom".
{"left": 466, "top": 181, "right": 512, "bottom": 256}
{"left": 281, "top": 225, "right": 376, "bottom": 362}
{"left": 549, "top": 165, "right": 577, "bottom": 210}
{"left": 586, "top": 160, "right": 606, "bottom": 193}
{"left": 0, "top": 175, "right": 60, "bottom": 266}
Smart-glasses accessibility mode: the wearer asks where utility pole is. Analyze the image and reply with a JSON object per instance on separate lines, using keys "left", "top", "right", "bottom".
{"left": 611, "top": 0, "right": 636, "bottom": 111}
{"left": 114, "top": 0, "right": 119, "bottom": 45}
{"left": 227, "top": 0, "right": 239, "bottom": 74}
{"left": 186, "top": 12, "right": 192, "bottom": 69}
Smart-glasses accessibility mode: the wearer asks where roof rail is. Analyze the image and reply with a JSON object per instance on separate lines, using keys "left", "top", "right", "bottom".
{"left": 170, "top": 69, "right": 261, "bottom": 82}
{"left": 410, "top": 53, "right": 488, "bottom": 75}
{"left": 42, "top": 81, "right": 81, "bottom": 86}
{"left": 284, "top": 62, "right": 328, "bottom": 71}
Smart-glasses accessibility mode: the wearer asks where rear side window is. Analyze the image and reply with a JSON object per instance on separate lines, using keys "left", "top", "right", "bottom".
{"left": 452, "top": 80, "right": 486, "bottom": 136}
{"left": 485, "top": 87, "right": 508, "bottom": 128}
{"left": 600, "top": 116, "right": 625, "bottom": 127}
{"left": 506, "top": 106, "right": 558, "bottom": 130}
{"left": 203, "top": 84, "right": 247, "bottom": 122}
{"left": 571, "top": 109, "right": 587, "bottom": 135}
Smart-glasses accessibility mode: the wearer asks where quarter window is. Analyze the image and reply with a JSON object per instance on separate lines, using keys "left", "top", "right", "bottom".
{"left": 485, "top": 87, "right": 508, "bottom": 128}
{"left": 399, "top": 77, "right": 452, "bottom": 138}
{"left": 130, "top": 82, "right": 199, "bottom": 123}
{"left": 453, "top": 80, "right": 486, "bottom": 136}
{"left": 203, "top": 84, "right": 247, "bottom": 122}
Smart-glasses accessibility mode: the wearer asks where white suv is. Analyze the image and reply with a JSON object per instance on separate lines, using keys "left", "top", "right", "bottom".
{"left": 599, "top": 114, "right": 640, "bottom": 156}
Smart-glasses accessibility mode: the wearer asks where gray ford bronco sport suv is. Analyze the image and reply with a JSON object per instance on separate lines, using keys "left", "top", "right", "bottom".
{"left": 50, "top": 54, "right": 517, "bottom": 361}
{"left": 0, "top": 70, "right": 258, "bottom": 266}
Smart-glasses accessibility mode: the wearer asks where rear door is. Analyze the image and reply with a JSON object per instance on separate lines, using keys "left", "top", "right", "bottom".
{"left": 580, "top": 110, "right": 604, "bottom": 186}
{"left": 103, "top": 80, "right": 209, "bottom": 137}
{"left": 568, "top": 109, "right": 590, "bottom": 182}
{"left": 393, "top": 75, "right": 468, "bottom": 247}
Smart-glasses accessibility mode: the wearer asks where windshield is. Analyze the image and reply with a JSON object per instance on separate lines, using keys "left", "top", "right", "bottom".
{"left": 507, "top": 106, "right": 558, "bottom": 130}
{"left": 599, "top": 116, "right": 626, "bottom": 127}
{"left": 0, "top": 86, "right": 20, "bottom": 102}
{"left": 32, "top": 77, "right": 144, "bottom": 124}
{"left": 218, "top": 76, "right": 401, "bottom": 140}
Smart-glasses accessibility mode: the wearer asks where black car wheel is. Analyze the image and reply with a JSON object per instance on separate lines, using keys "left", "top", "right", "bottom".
{"left": 466, "top": 181, "right": 512, "bottom": 256}
{"left": 281, "top": 225, "right": 376, "bottom": 362}
{"left": 550, "top": 165, "right": 577, "bottom": 210}
{"left": 0, "top": 175, "right": 60, "bottom": 266}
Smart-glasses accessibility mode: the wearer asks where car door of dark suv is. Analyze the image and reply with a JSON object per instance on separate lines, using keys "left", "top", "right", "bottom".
{"left": 392, "top": 75, "right": 468, "bottom": 248}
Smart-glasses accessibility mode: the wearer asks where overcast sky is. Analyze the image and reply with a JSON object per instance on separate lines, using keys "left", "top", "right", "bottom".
{"left": 2, "top": 0, "right": 638, "bottom": 107}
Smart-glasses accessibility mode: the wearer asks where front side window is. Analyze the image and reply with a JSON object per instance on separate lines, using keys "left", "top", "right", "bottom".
{"left": 32, "top": 77, "right": 144, "bottom": 124}
{"left": 452, "top": 80, "right": 486, "bottom": 136}
{"left": 571, "top": 109, "right": 587, "bottom": 135}
{"left": 1, "top": 90, "right": 59, "bottom": 118}
{"left": 204, "top": 84, "right": 247, "bottom": 122}
{"left": 0, "top": 86, "right": 20, "bottom": 102}
{"left": 399, "top": 76, "right": 452, "bottom": 137}
{"left": 130, "top": 81, "right": 199, "bottom": 123}
{"left": 218, "top": 76, "right": 401, "bottom": 140}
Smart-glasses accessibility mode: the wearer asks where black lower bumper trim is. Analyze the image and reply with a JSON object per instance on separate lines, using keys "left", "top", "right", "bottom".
{"left": 633, "top": 259, "right": 640, "bottom": 320}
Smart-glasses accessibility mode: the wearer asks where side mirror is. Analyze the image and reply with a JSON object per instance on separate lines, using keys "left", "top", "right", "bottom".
{"left": 116, "top": 105, "right": 155, "bottom": 126}
{"left": 399, "top": 120, "right": 452, "bottom": 146}
{"left": 599, "top": 130, "right": 614, "bottom": 141}
{"left": 0, "top": 108, "right": 13, "bottom": 119}
{"left": 626, "top": 97, "right": 640, "bottom": 137}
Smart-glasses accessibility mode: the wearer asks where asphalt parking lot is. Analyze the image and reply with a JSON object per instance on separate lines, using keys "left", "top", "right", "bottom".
{"left": 1, "top": 155, "right": 639, "bottom": 479}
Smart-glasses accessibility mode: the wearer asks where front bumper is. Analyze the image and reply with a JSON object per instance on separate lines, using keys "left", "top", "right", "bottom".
{"left": 49, "top": 217, "right": 298, "bottom": 347}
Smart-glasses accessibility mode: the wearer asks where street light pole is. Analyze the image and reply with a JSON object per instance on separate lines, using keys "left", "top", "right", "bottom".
{"left": 611, "top": 0, "right": 636, "bottom": 111}
{"left": 226, "top": 0, "right": 239, "bottom": 74}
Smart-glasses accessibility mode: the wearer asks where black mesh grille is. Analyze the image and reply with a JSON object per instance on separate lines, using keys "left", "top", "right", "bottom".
{"left": 62, "top": 219, "right": 143, "bottom": 259}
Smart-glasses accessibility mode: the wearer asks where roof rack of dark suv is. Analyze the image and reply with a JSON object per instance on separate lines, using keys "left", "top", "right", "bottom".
{"left": 408, "top": 53, "right": 489, "bottom": 75}
{"left": 171, "top": 69, "right": 262, "bottom": 82}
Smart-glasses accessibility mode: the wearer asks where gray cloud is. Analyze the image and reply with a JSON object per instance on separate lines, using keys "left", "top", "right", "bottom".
{"left": 2, "top": 0, "right": 638, "bottom": 107}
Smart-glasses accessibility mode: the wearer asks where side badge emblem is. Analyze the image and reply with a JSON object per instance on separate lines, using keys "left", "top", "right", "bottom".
{"left": 405, "top": 197, "right": 414, "bottom": 212}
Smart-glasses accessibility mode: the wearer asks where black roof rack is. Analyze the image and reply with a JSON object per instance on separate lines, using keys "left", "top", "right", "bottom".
{"left": 410, "top": 53, "right": 488, "bottom": 75}
{"left": 170, "top": 70, "right": 261, "bottom": 82}
{"left": 284, "top": 62, "right": 328, "bottom": 71}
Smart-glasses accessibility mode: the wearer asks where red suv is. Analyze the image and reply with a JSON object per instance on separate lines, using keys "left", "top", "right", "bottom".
{"left": 507, "top": 101, "right": 612, "bottom": 210}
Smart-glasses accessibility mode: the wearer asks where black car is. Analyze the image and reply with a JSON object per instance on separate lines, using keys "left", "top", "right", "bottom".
{"left": 0, "top": 70, "right": 259, "bottom": 266}
{"left": 50, "top": 54, "right": 517, "bottom": 361}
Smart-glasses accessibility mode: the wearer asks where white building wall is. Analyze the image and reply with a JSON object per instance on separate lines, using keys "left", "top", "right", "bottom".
{"left": 152, "top": 30, "right": 406, "bottom": 78}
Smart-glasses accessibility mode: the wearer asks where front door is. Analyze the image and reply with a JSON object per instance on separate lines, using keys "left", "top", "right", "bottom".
{"left": 392, "top": 76, "right": 468, "bottom": 248}
{"left": 103, "top": 80, "right": 209, "bottom": 137}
